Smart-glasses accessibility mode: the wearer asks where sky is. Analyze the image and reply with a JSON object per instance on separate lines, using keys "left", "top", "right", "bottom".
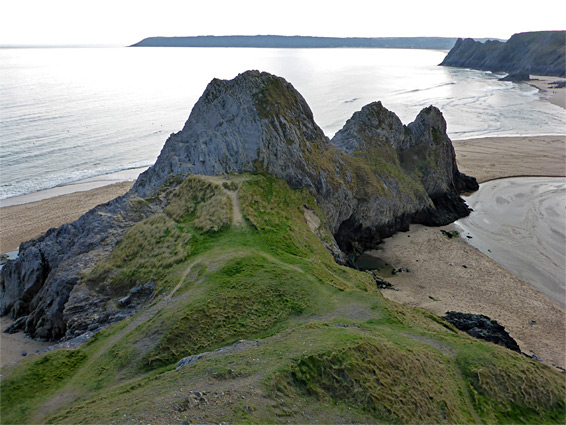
{"left": 2, "top": 0, "right": 565, "bottom": 45}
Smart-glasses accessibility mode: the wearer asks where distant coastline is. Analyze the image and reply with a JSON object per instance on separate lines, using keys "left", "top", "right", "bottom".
{"left": 130, "top": 35, "right": 502, "bottom": 49}
{"left": 440, "top": 31, "right": 566, "bottom": 78}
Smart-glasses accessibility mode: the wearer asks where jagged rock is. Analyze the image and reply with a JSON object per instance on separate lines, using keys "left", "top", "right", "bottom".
{"left": 176, "top": 353, "right": 207, "bottom": 370}
{"left": 365, "top": 271, "right": 394, "bottom": 289}
{"left": 5, "top": 316, "right": 27, "bottom": 334}
{"left": 1, "top": 71, "right": 477, "bottom": 342}
{"left": 440, "top": 31, "right": 566, "bottom": 78}
{"left": 499, "top": 72, "right": 531, "bottom": 82}
{"left": 1, "top": 195, "right": 151, "bottom": 340}
{"left": 443, "top": 311, "right": 521, "bottom": 353}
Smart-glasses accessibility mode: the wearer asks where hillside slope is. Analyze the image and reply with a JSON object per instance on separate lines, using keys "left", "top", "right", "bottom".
{"left": 440, "top": 31, "right": 566, "bottom": 77}
{"left": 2, "top": 173, "right": 564, "bottom": 424}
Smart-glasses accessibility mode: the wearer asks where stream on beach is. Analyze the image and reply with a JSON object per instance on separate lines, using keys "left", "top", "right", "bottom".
{"left": 455, "top": 176, "right": 566, "bottom": 308}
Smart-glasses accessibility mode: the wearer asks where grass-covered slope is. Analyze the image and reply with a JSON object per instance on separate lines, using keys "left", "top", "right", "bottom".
{"left": 2, "top": 174, "right": 564, "bottom": 424}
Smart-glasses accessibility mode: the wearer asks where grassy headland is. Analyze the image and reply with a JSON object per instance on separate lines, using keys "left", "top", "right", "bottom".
{"left": 2, "top": 173, "right": 564, "bottom": 424}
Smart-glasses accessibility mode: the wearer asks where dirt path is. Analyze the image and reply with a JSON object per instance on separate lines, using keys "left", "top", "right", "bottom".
{"left": 200, "top": 175, "right": 247, "bottom": 226}
{"left": 31, "top": 259, "right": 201, "bottom": 422}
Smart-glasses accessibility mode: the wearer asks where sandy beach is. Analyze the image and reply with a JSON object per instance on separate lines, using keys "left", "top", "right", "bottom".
{"left": 1, "top": 135, "right": 565, "bottom": 369}
{"left": 0, "top": 181, "right": 134, "bottom": 254}
{"left": 375, "top": 224, "right": 565, "bottom": 369}
{"left": 453, "top": 135, "right": 566, "bottom": 184}
{"left": 528, "top": 75, "right": 566, "bottom": 109}
{"left": 378, "top": 135, "right": 566, "bottom": 369}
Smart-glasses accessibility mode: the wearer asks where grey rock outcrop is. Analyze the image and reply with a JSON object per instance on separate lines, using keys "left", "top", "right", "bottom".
{"left": 440, "top": 31, "right": 566, "bottom": 78}
{"left": 135, "top": 72, "right": 477, "bottom": 250}
{"left": 0, "top": 195, "right": 152, "bottom": 340}
{"left": 1, "top": 70, "right": 477, "bottom": 341}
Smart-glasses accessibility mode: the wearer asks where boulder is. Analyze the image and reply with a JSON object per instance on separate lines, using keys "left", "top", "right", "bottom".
{"left": 443, "top": 311, "right": 521, "bottom": 352}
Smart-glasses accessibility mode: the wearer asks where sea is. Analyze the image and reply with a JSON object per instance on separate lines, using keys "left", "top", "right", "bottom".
{"left": 1, "top": 46, "right": 565, "bottom": 202}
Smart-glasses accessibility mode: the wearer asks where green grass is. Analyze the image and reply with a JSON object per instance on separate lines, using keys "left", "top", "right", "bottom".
{"left": 456, "top": 344, "right": 566, "bottom": 424}
{"left": 2, "top": 172, "right": 565, "bottom": 424}
{"left": 272, "top": 338, "right": 472, "bottom": 424}
{"left": 143, "top": 254, "right": 313, "bottom": 368}
{"left": 0, "top": 350, "right": 87, "bottom": 424}
{"left": 85, "top": 176, "right": 231, "bottom": 295}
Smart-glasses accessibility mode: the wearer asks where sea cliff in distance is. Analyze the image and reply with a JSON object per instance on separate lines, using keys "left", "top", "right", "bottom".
{"left": 440, "top": 30, "right": 566, "bottom": 78}
{"left": 130, "top": 35, "right": 500, "bottom": 49}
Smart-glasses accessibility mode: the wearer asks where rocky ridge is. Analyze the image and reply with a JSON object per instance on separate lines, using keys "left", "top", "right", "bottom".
{"left": 439, "top": 31, "right": 566, "bottom": 78}
{"left": 1, "top": 70, "right": 477, "bottom": 341}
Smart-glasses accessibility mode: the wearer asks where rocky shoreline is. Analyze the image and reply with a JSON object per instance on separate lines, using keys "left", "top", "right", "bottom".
{"left": 440, "top": 31, "right": 566, "bottom": 78}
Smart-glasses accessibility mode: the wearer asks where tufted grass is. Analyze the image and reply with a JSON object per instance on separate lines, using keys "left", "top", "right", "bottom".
{"left": 2, "top": 173, "right": 565, "bottom": 425}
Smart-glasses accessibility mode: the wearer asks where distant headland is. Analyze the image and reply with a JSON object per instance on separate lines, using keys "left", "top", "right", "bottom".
{"left": 129, "top": 35, "right": 501, "bottom": 50}
{"left": 440, "top": 31, "right": 566, "bottom": 78}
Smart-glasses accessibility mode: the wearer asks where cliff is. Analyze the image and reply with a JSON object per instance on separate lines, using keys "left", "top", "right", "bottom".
{"left": 1, "top": 72, "right": 564, "bottom": 425}
{"left": 2, "top": 71, "right": 477, "bottom": 341}
{"left": 440, "top": 31, "right": 566, "bottom": 78}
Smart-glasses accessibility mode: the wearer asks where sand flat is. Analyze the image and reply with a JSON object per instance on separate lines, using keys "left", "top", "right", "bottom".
{"left": 457, "top": 177, "right": 566, "bottom": 308}
{"left": 453, "top": 135, "right": 566, "bottom": 184}
{"left": 376, "top": 224, "right": 565, "bottom": 369}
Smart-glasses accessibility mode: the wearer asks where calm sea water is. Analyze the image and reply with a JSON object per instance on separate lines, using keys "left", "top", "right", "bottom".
{"left": 1, "top": 47, "right": 565, "bottom": 200}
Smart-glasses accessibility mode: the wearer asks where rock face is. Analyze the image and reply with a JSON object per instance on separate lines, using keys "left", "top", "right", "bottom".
{"left": 1, "top": 70, "right": 477, "bottom": 341}
{"left": 0, "top": 195, "right": 153, "bottom": 340}
{"left": 135, "top": 71, "right": 477, "bottom": 252}
{"left": 443, "top": 311, "right": 521, "bottom": 353}
{"left": 440, "top": 31, "right": 566, "bottom": 78}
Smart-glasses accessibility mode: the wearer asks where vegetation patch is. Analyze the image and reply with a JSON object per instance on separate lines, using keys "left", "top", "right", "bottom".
{"left": 272, "top": 338, "right": 472, "bottom": 424}
{"left": 1, "top": 350, "right": 87, "bottom": 423}
{"left": 5, "top": 173, "right": 566, "bottom": 425}
{"left": 252, "top": 74, "right": 304, "bottom": 120}
{"left": 457, "top": 345, "right": 566, "bottom": 424}
{"left": 86, "top": 176, "right": 231, "bottom": 295}
{"left": 143, "top": 254, "right": 312, "bottom": 368}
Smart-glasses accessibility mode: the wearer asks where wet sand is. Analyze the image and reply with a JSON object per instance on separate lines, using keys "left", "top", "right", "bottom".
{"left": 528, "top": 75, "right": 566, "bottom": 109}
{"left": 456, "top": 177, "right": 566, "bottom": 308}
{"left": 453, "top": 135, "right": 566, "bottom": 184}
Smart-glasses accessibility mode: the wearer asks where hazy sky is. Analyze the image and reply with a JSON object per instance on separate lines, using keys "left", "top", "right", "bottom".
{"left": 2, "top": 0, "right": 565, "bottom": 45}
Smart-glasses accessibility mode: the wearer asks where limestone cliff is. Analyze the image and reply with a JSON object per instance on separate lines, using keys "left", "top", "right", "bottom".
{"left": 440, "top": 31, "right": 566, "bottom": 78}
{"left": 1, "top": 71, "right": 477, "bottom": 341}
